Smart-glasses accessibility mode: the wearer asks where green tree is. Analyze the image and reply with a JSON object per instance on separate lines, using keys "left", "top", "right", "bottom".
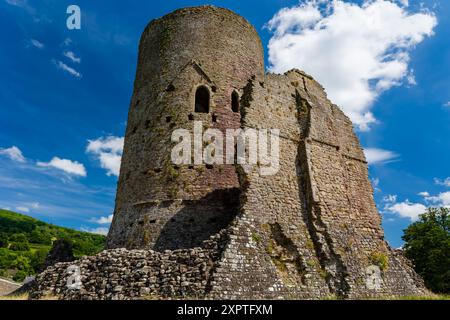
{"left": 29, "top": 228, "right": 51, "bottom": 245}
{"left": 9, "top": 242, "right": 30, "bottom": 251}
{"left": 30, "top": 248, "right": 49, "bottom": 273}
{"left": 402, "top": 207, "right": 450, "bottom": 293}
{"left": 10, "top": 233, "right": 28, "bottom": 243}
{"left": 0, "top": 233, "right": 8, "bottom": 248}
{"left": 13, "top": 270, "right": 27, "bottom": 282}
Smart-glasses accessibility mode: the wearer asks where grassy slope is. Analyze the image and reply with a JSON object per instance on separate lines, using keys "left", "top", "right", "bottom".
{"left": 0, "top": 209, "right": 105, "bottom": 282}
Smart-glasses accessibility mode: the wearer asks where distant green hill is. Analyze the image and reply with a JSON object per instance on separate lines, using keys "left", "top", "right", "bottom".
{"left": 0, "top": 209, "right": 105, "bottom": 282}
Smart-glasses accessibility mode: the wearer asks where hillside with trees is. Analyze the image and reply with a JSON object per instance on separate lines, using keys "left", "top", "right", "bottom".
{"left": 0, "top": 209, "right": 105, "bottom": 282}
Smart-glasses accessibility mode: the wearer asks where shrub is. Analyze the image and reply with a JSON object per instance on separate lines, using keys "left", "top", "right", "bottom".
{"left": 9, "top": 242, "right": 30, "bottom": 251}
{"left": 13, "top": 270, "right": 27, "bottom": 283}
{"left": 369, "top": 251, "right": 389, "bottom": 271}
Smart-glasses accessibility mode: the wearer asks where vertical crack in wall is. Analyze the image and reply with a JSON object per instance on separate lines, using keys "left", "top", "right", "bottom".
{"left": 295, "top": 89, "right": 350, "bottom": 298}
{"left": 267, "top": 223, "right": 308, "bottom": 286}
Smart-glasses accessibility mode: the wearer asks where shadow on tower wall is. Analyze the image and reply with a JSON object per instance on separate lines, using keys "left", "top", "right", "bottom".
{"left": 154, "top": 188, "right": 240, "bottom": 251}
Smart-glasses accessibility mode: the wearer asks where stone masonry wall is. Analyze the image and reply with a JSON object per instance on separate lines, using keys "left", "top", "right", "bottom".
{"left": 30, "top": 231, "right": 228, "bottom": 300}
{"left": 208, "top": 72, "right": 331, "bottom": 299}
{"left": 208, "top": 70, "right": 428, "bottom": 299}
{"left": 107, "top": 6, "right": 264, "bottom": 250}
{"left": 31, "top": 6, "right": 429, "bottom": 300}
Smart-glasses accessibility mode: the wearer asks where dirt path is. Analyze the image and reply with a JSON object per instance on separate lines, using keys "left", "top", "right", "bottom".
{"left": 0, "top": 278, "right": 21, "bottom": 296}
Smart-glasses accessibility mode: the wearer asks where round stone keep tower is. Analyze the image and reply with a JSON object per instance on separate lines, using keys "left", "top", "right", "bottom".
{"left": 106, "top": 6, "right": 265, "bottom": 250}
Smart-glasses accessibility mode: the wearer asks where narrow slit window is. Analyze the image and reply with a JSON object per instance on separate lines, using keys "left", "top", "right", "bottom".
{"left": 231, "top": 91, "right": 240, "bottom": 113}
{"left": 195, "top": 86, "right": 210, "bottom": 113}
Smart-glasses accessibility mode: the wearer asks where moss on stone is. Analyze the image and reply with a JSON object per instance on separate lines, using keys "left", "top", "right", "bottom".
{"left": 369, "top": 251, "right": 389, "bottom": 271}
{"left": 251, "top": 232, "right": 262, "bottom": 243}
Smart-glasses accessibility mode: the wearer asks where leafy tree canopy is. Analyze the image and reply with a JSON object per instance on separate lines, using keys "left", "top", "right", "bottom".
{"left": 402, "top": 207, "right": 450, "bottom": 293}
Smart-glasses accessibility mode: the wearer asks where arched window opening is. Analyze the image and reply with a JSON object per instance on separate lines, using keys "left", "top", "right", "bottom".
{"left": 231, "top": 91, "right": 240, "bottom": 113}
{"left": 195, "top": 86, "right": 210, "bottom": 113}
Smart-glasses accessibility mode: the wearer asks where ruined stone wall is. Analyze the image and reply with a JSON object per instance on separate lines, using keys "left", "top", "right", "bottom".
{"left": 208, "top": 70, "right": 427, "bottom": 299}
{"left": 300, "top": 71, "right": 428, "bottom": 298}
{"left": 31, "top": 231, "right": 228, "bottom": 300}
{"left": 99, "top": 6, "right": 428, "bottom": 299}
{"left": 208, "top": 73, "right": 331, "bottom": 299}
{"left": 107, "top": 6, "right": 264, "bottom": 250}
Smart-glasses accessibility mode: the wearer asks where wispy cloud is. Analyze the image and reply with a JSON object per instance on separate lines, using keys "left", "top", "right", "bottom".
{"left": 30, "top": 202, "right": 40, "bottom": 209}
{"left": 6, "top": 0, "right": 28, "bottom": 9}
{"left": 62, "top": 38, "right": 72, "bottom": 46}
{"left": 30, "top": 39, "right": 44, "bottom": 49}
{"left": 86, "top": 136, "right": 123, "bottom": 177}
{"left": 37, "top": 157, "right": 87, "bottom": 177}
{"left": 0, "top": 146, "right": 26, "bottom": 163}
{"left": 90, "top": 214, "right": 113, "bottom": 225}
{"left": 15, "top": 206, "right": 30, "bottom": 213}
{"left": 434, "top": 177, "right": 450, "bottom": 187}
{"left": 266, "top": 0, "right": 437, "bottom": 131}
{"left": 5, "top": 0, "right": 35, "bottom": 15}
{"left": 81, "top": 226, "right": 109, "bottom": 236}
{"left": 14, "top": 202, "right": 38, "bottom": 214}
{"left": 63, "top": 51, "right": 81, "bottom": 63}
{"left": 53, "top": 60, "right": 82, "bottom": 78}
{"left": 372, "top": 177, "right": 381, "bottom": 192}
{"left": 364, "top": 148, "right": 399, "bottom": 165}
{"left": 383, "top": 194, "right": 398, "bottom": 203}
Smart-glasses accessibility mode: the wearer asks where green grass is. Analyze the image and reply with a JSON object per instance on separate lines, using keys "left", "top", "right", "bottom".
{"left": 395, "top": 294, "right": 450, "bottom": 300}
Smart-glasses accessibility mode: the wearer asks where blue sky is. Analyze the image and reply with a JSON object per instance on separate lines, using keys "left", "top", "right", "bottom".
{"left": 0, "top": 0, "right": 449, "bottom": 247}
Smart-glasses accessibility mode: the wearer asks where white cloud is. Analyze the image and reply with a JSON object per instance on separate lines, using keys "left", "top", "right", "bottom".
{"left": 5, "top": 0, "right": 34, "bottom": 15}
{"left": 37, "top": 157, "right": 87, "bottom": 177}
{"left": 406, "top": 70, "right": 417, "bottom": 86}
{"left": 267, "top": 0, "right": 437, "bottom": 131}
{"left": 422, "top": 191, "right": 450, "bottom": 207}
{"left": 91, "top": 214, "right": 113, "bottom": 225}
{"left": 372, "top": 177, "right": 380, "bottom": 191}
{"left": 385, "top": 200, "right": 427, "bottom": 221}
{"left": 53, "top": 60, "right": 82, "bottom": 78}
{"left": 81, "top": 226, "right": 109, "bottom": 236}
{"left": 434, "top": 177, "right": 450, "bottom": 187}
{"left": 15, "top": 206, "right": 30, "bottom": 213}
{"left": 30, "top": 39, "right": 44, "bottom": 49}
{"left": 30, "top": 202, "right": 40, "bottom": 209}
{"left": 5, "top": 0, "right": 27, "bottom": 8}
{"left": 15, "top": 202, "right": 39, "bottom": 213}
{"left": 0, "top": 146, "right": 26, "bottom": 163}
{"left": 63, "top": 38, "right": 72, "bottom": 46}
{"left": 363, "top": 148, "right": 398, "bottom": 165}
{"left": 63, "top": 51, "right": 81, "bottom": 63}
{"left": 444, "top": 102, "right": 450, "bottom": 108}
{"left": 86, "top": 136, "right": 124, "bottom": 177}
{"left": 418, "top": 191, "right": 430, "bottom": 198}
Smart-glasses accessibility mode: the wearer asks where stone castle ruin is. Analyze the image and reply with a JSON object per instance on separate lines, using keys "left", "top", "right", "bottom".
{"left": 31, "top": 6, "right": 427, "bottom": 300}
